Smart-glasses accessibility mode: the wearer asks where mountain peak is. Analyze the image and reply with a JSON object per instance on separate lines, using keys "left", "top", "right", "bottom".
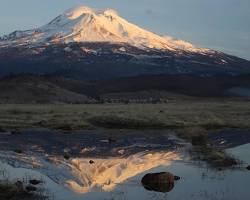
{"left": 0, "top": 6, "right": 250, "bottom": 79}
{"left": 63, "top": 6, "right": 119, "bottom": 20}
{"left": 63, "top": 6, "right": 95, "bottom": 19}
{"left": 0, "top": 5, "right": 208, "bottom": 53}
{"left": 63, "top": 6, "right": 118, "bottom": 20}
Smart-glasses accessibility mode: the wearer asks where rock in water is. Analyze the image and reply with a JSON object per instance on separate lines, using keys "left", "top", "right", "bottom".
{"left": 89, "top": 160, "right": 95, "bottom": 164}
{"left": 29, "top": 179, "right": 42, "bottom": 185}
{"left": 108, "top": 138, "right": 117, "bottom": 143}
{"left": 141, "top": 172, "right": 175, "bottom": 193}
{"left": 14, "top": 149, "right": 23, "bottom": 154}
{"left": 247, "top": 165, "right": 250, "bottom": 170}
{"left": 64, "top": 154, "right": 70, "bottom": 160}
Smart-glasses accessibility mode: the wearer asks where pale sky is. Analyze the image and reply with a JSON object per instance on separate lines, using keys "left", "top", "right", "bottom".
{"left": 0, "top": 0, "right": 249, "bottom": 59}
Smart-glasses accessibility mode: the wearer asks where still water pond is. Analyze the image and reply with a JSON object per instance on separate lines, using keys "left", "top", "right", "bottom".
{"left": 0, "top": 129, "right": 249, "bottom": 200}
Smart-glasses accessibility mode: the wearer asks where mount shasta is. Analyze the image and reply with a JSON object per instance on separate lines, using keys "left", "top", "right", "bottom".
{"left": 0, "top": 6, "right": 250, "bottom": 103}
{"left": 0, "top": 6, "right": 249, "bottom": 80}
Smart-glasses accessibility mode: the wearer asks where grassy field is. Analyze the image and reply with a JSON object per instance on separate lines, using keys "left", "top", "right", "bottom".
{"left": 0, "top": 99, "right": 249, "bottom": 131}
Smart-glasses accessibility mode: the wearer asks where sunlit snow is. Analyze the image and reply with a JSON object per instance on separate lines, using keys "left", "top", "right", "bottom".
{"left": 0, "top": 6, "right": 209, "bottom": 53}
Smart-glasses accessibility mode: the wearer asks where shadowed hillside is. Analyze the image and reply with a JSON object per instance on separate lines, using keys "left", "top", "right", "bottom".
{"left": 0, "top": 74, "right": 250, "bottom": 103}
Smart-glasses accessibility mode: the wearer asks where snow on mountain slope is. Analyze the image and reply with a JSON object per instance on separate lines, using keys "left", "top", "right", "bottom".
{"left": 0, "top": 6, "right": 208, "bottom": 53}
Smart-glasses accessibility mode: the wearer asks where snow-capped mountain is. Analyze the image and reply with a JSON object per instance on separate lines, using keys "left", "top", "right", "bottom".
{"left": 0, "top": 6, "right": 249, "bottom": 80}
{"left": 0, "top": 6, "right": 207, "bottom": 53}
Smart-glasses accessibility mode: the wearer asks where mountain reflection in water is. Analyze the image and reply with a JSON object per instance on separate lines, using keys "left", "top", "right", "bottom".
{"left": 0, "top": 129, "right": 182, "bottom": 193}
{"left": 0, "top": 130, "right": 250, "bottom": 200}
{"left": 65, "top": 151, "right": 179, "bottom": 193}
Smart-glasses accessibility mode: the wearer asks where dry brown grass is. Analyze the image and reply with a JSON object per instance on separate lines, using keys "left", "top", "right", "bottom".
{"left": 0, "top": 99, "right": 249, "bottom": 131}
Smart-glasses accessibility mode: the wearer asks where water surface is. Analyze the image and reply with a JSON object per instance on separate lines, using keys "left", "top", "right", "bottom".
{"left": 0, "top": 129, "right": 249, "bottom": 200}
